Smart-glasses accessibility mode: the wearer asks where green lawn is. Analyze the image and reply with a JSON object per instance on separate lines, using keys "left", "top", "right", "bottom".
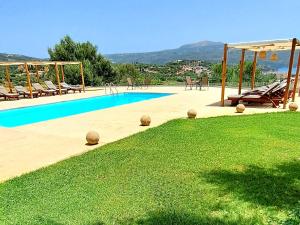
{"left": 0, "top": 112, "right": 299, "bottom": 225}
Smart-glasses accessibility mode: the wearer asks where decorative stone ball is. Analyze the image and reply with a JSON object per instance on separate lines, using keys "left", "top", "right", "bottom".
{"left": 187, "top": 109, "right": 197, "bottom": 119}
{"left": 140, "top": 115, "right": 151, "bottom": 126}
{"left": 236, "top": 104, "right": 245, "bottom": 113}
{"left": 289, "top": 102, "right": 298, "bottom": 111}
{"left": 86, "top": 131, "right": 100, "bottom": 145}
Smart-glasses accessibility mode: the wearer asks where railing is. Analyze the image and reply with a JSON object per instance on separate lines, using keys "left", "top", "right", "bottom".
{"left": 104, "top": 82, "right": 118, "bottom": 94}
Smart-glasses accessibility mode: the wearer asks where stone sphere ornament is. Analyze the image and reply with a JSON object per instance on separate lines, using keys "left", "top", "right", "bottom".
{"left": 236, "top": 104, "right": 245, "bottom": 113}
{"left": 187, "top": 109, "right": 197, "bottom": 119}
{"left": 140, "top": 115, "right": 151, "bottom": 126}
{"left": 289, "top": 102, "right": 298, "bottom": 111}
{"left": 86, "top": 131, "right": 100, "bottom": 145}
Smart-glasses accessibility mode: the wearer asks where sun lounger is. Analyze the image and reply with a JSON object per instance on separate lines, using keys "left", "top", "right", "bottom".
{"left": 32, "top": 83, "right": 56, "bottom": 96}
{"left": 238, "top": 94, "right": 282, "bottom": 108}
{"left": 228, "top": 81, "right": 281, "bottom": 107}
{"left": 240, "top": 81, "right": 279, "bottom": 96}
{"left": 15, "top": 86, "right": 39, "bottom": 98}
{"left": 0, "top": 85, "right": 19, "bottom": 100}
{"left": 44, "top": 81, "right": 68, "bottom": 94}
{"left": 60, "top": 82, "right": 82, "bottom": 93}
{"left": 271, "top": 79, "right": 294, "bottom": 103}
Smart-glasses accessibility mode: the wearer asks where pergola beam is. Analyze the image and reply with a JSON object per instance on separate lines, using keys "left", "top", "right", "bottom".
{"left": 24, "top": 63, "right": 33, "bottom": 98}
{"left": 0, "top": 61, "right": 81, "bottom": 66}
{"left": 283, "top": 38, "right": 297, "bottom": 109}
{"left": 54, "top": 62, "right": 62, "bottom": 95}
{"left": 60, "top": 65, "right": 65, "bottom": 82}
{"left": 35, "top": 65, "right": 40, "bottom": 82}
{"left": 26, "top": 61, "right": 81, "bottom": 66}
{"left": 292, "top": 52, "right": 300, "bottom": 102}
{"left": 228, "top": 38, "right": 300, "bottom": 51}
{"left": 5, "top": 65, "right": 12, "bottom": 93}
{"left": 80, "top": 62, "right": 85, "bottom": 92}
{"left": 220, "top": 44, "right": 228, "bottom": 106}
{"left": 251, "top": 52, "right": 257, "bottom": 90}
{"left": 238, "top": 49, "right": 245, "bottom": 95}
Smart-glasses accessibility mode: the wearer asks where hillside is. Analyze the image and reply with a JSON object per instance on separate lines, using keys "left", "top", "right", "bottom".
{"left": 0, "top": 41, "right": 294, "bottom": 70}
{"left": 105, "top": 41, "right": 294, "bottom": 69}
{"left": 0, "top": 53, "right": 39, "bottom": 62}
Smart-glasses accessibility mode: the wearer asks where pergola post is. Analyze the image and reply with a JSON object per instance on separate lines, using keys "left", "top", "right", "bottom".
{"left": 24, "top": 63, "right": 33, "bottom": 98}
{"left": 54, "top": 62, "right": 62, "bottom": 95}
{"left": 238, "top": 49, "right": 245, "bottom": 95}
{"left": 283, "top": 38, "right": 297, "bottom": 109}
{"left": 80, "top": 62, "right": 85, "bottom": 92}
{"left": 5, "top": 65, "right": 12, "bottom": 93}
{"left": 251, "top": 52, "right": 257, "bottom": 90}
{"left": 220, "top": 44, "right": 228, "bottom": 106}
{"left": 35, "top": 65, "right": 39, "bottom": 82}
{"left": 61, "top": 65, "right": 65, "bottom": 82}
{"left": 292, "top": 52, "right": 300, "bottom": 102}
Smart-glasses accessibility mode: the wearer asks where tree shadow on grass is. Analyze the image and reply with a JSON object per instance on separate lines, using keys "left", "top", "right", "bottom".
{"left": 117, "top": 210, "right": 259, "bottom": 225}
{"left": 35, "top": 210, "right": 259, "bottom": 225}
{"left": 34, "top": 217, "right": 65, "bottom": 225}
{"left": 35, "top": 209, "right": 263, "bottom": 225}
{"left": 202, "top": 161, "right": 300, "bottom": 210}
{"left": 35, "top": 217, "right": 105, "bottom": 225}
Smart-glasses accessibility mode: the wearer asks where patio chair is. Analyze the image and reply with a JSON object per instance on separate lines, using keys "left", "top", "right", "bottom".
{"left": 15, "top": 85, "right": 39, "bottom": 98}
{"left": 44, "top": 81, "right": 68, "bottom": 94}
{"left": 197, "top": 77, "right": 209, "bottom": 90}
{"left": 185, "top": 76, "right": 195, "bottom": 90}
{"left": 127, "top": 78, "right": 134, "bottom": 90}
{"left": 0, "top": 85, "right": 19, "bottom": 100}
{"left": 32, "top": 83, "right": 56, "bottom": 96}
{"left": 144, "top": 78, "right": 151, "bottom": 88}
{"left": 60, "top": 82, "right": 82, "bottom": 93}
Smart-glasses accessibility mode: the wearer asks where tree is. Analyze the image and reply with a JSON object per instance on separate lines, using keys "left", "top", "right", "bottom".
{"left": 115, "top": 64, "right": 140, "bottom": 83}
{"left": 210, "top": 63, "right": 223, "bottom": 83}
{"left": 48, "top": 36, "right": 117, "bottom": 86}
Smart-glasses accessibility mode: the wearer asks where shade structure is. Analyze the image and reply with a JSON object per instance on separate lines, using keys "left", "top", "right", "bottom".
{"left": 221, "top": 38, "right": 300, "bottom": 109}
{"left": 228, "top": 39, "right": 300, "bottom": 52}
{"left": 0, "top": 61, "right": 85, "bottom": 98}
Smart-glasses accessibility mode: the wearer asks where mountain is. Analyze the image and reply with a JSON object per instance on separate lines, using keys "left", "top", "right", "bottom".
{"left": 105, "top": 41, "right": 224, "bottom": 65}
{"left": 105, "top": 41, "right": 294, "bottom": 69}
{"left": 0, "top": 53, "right": 40, "bottom": 62}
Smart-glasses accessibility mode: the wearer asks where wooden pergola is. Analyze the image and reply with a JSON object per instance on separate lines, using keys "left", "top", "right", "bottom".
{"left": 0, "top": 61, "right": 85, "bottom": 98}
{"left": 221, "top": 38, "right": 300, "bottom": 109}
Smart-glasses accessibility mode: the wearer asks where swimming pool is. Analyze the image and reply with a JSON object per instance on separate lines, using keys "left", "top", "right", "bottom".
{"left": 0, "top": 92, "right": 172, "bottom": 127}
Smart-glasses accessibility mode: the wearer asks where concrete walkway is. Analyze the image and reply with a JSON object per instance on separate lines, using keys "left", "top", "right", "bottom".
{"left": 0, "top": 86, "right": 297, "bottom": 182}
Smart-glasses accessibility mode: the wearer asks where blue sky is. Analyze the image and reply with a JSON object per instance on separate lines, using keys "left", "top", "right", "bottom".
{"left": 0, "top": 0, "right": 300, "bottom": 58}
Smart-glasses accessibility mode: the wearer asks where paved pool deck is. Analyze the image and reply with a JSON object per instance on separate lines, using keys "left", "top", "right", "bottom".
{"left": 0, "top": 86, "right": 298, "bottom": 182}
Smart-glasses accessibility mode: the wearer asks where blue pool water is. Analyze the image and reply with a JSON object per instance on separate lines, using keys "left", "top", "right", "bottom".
{"left": 0, "top": 92, "right": 172, "bottom": 127}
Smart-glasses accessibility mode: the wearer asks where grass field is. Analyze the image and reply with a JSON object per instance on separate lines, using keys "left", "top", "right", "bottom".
{"left": 0, "top": 112, "right": 299, "bottom": 225}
